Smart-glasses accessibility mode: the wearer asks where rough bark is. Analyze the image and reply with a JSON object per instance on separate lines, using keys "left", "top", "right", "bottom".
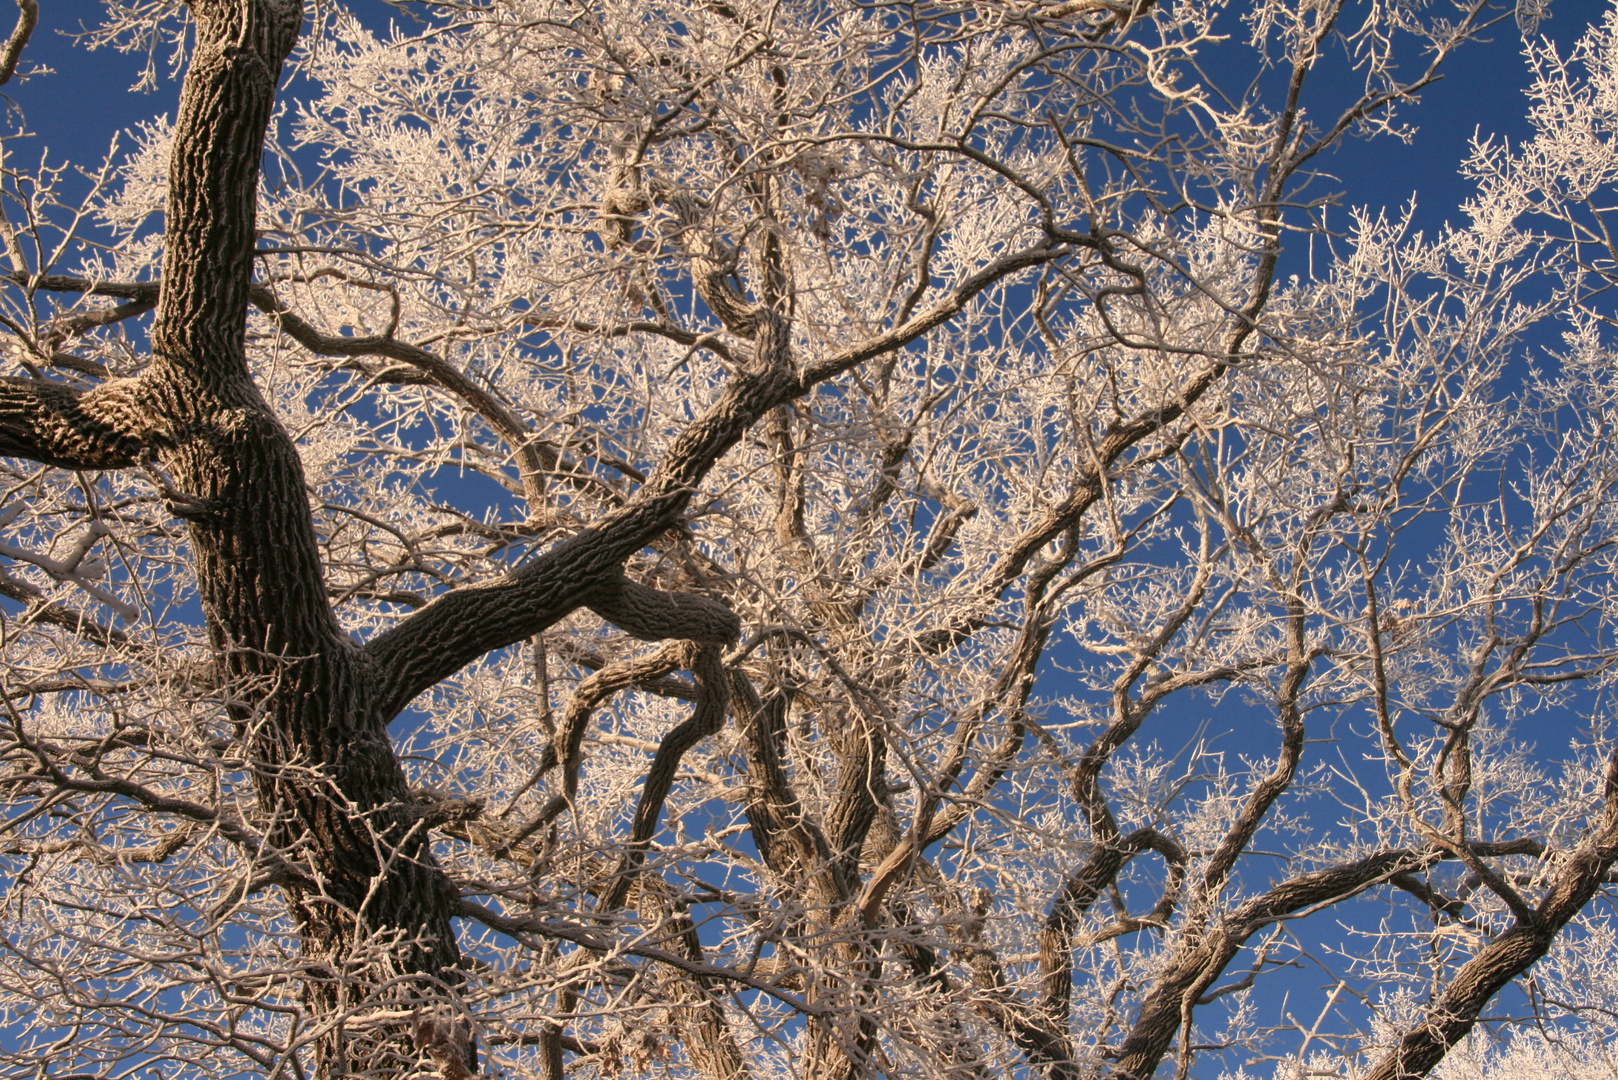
{"left": 1107, "top": 840, "right": 1545, "bottom": 1080}
{"left": 0, "top": 377, "right": 146, "bottom": 469}
{"left": 0, "top": 5, "right": 1058, "bottom": 1070}
{"left": 1362, "top": 749, "right": 1618, "bottom": 1080}
{"left": 26, "top": 1, "right": 470, "bottom": 1074}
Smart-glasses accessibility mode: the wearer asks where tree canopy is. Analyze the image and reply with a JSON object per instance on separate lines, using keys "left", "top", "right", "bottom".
{"left": 5, "top": 1, "right": 1618, "bottom": 1078}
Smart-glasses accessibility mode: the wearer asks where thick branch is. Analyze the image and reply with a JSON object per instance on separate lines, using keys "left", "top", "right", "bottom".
{"left": 1363, "top": 750, "right": 1618, "bottom": 1080}
{"left": 0, "top": 0, "right": 35, "bottom": 85}
{"left": 635, "top": 875, "right": 754, "bottom": 1080}
{"left": 599, "top": 644, "right": 729, "bottom": 910}
{"left": 0, "top": 377, "right": 147, "bottom": 470}
{"left": 148, "top": 0, "right": 298, "bottom": 392}
{"left": 1039, "top": 828, "right": 1185, "bottom": 1026}
{"left": 366, "top": 240, "right": 1061, "bottom": 716}
{"left": 587, "top": 576, "right": 741, "bottom": 645}
{"left": 728, "top": 672, "right": 833, "bottom": 885}
{"left": 1111, "top": 839, "right": 1544, "bottom": 1080}
{"left": 361, "top": 351, "right": 793, "bottom": 716}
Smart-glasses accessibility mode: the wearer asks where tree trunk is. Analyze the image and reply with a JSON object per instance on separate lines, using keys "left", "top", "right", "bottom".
{"left": 146, "top": 0, "right": 467, "bottom": 1073}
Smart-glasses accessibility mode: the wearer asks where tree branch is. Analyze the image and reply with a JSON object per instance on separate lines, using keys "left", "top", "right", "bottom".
{"left": 1363, "top": 749, "right": 1618, "bottom": 1080}
{"left": 1111, "top": 839, "right": 1544, "bottom": 1080}
{"left": 0, "top": 377, "right": 148, "bottom": 469}
{"left": 246, "top": 284, "right": 564, "bottom": 508}
{"left": 0, "top": 568, "right": 129, "bottom": 647}
{"left": 1040, "top": 828, "right": 1186, "bottom": 1026}
{"left": 0, "top": 0, "right": 35, "bottom": 86}
{"left": 453, "top": 899, "right": 826, "bottom": 1017}
{"left": 362, "top": 356, "right": 797, "bottom": 717}
{"left": 496, "top": 641, "right": 688, "bottom": 846}
{"left": 599, "top": 644, "right": 729, "bottom": 910}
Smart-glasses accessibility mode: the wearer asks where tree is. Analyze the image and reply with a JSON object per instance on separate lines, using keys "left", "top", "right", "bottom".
{"left": 3, "top": 0, "right": 1617, "bottom": 1077}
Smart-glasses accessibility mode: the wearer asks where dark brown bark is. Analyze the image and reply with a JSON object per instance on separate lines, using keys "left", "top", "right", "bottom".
{"left": 0, "top": 377, "right": 146, "bottom": 469}
{"left": 1362, "top": 748, "right": 1618, "bottom": 1080}
{"left": 1106, "top": 840, "right": 1544, "bottom": 1080}
{"left": 635, "top": 874, "right": 753, "bottom": 1080}
{"left": 0, "top": 1, "right": 474, "bottom": 1074}
{"left": 1039, "top": 828, "right": 1185, "bottom": 1030}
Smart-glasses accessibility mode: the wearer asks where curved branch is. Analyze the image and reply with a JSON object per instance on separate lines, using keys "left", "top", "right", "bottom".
{"left": 1111, "top": 838, "right": 1545, "bottom": 1080}
{"left": 1039, "top": 827, "right": 1185, "bottom": 1027}
{"left": 599, "top": 644, "right": 729, "bottom": 910}
{"left": 1363, "top": 747, "right": 1618, "bottom": 1080}
{"left": 0, "top": 0, "right": 35, "bottom": 86}
{"left": 497, "top": 641, "right": 688, "bottom": 845}
{"left": 247, "top": 285, "right": 565, "bottom": 508}
{"left": 548, "top": 639, "right": 698, "bottom": 701}
{"left": 587, "top": 575, "right": 741, "bottom": 645}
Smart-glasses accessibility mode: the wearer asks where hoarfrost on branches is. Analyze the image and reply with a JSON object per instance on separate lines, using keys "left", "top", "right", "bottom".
{"left": 5, "top": 1, "right": 1618, "bottom": 1079}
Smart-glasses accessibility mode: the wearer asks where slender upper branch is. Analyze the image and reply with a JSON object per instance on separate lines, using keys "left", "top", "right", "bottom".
{"left": 247, "top": 285, "right": 559, "bottom": 507}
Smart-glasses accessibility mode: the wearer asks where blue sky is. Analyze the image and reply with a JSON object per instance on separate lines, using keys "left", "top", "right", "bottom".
{"left": 6, "top": 1, "right": 1617, "bottom": 1075}
{"left": 8, "top": 2, "right": 1599, "bottom": 244}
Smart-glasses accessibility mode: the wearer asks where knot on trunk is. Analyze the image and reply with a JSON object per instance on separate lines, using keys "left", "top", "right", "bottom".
{"left": 587, "top": 575, "right": 741, "bottom": 645}
{"left": 411, "top": 787, "right": 485, "bottom": 828}
{"left": 414, "top": 1007, "right": 478, "bottom": 1080}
